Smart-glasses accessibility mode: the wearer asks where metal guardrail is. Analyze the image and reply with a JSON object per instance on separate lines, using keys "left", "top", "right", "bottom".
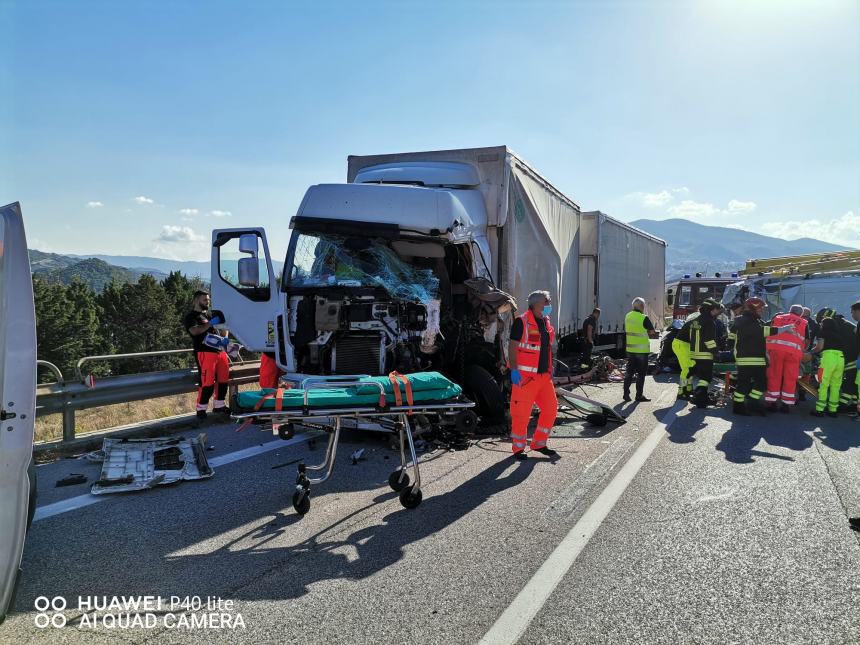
{"left": 75, "top": 348, "right": 195, "bottom": 383}
{"left": 36, "top": 350, "right": 261, "bottom": 444}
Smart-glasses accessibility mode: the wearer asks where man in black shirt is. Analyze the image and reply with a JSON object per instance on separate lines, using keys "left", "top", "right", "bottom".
{"left": 581, "top": 308, "right": 600, "bottom": 368}
{"left": 184, "top": 290, "right": 231, "bottom": 420}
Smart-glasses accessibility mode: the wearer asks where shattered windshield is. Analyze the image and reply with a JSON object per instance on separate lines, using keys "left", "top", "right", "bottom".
{"left": 287, "top": 232, "right": 439, "bottom": 301}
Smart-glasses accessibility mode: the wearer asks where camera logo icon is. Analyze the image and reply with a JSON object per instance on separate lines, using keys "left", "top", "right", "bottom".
{"left": 34, "top": 596, "right": 67, "bottom": 628}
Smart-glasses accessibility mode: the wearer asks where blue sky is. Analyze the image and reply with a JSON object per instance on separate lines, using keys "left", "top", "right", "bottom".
{"left": 2, "top": 0, "right": 858, "bottom": 261}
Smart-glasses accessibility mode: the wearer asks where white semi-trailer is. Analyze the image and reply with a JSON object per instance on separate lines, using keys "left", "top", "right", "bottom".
{"left": 577, "top": 211, "right": 666, "bottom": 352}
{"left": 211, "top": 146, "right": 665, "bottom": 421}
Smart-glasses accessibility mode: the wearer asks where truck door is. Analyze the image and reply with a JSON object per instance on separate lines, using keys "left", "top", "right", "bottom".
{"left": 210, "top": 229, "right": 280, "bottom": 353}
{"left": 0, "top": 202, "right": 37, "bottom": 623}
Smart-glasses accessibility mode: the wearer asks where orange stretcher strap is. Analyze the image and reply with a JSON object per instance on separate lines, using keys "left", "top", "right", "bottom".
{"left": 236, "top": 387, "right": 285, "bottom": 433}
{"left": 388, "top": 371, "right": 414, "bottom": 415}
{"left": 388, "top": 373, "right": 403, "bottom": 407}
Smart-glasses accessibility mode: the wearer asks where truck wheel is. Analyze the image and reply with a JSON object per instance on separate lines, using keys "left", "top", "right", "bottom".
{"left": 464, "top": 365, "right": 506, "bottom": 425}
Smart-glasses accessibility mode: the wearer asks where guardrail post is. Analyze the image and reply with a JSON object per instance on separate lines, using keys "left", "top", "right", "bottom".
{"left": 62, "top": 395, "right": 76, "bottom": 442}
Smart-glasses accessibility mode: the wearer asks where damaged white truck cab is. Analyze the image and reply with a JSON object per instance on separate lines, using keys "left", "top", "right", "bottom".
{"left": 211, "top": 146, "right": 663, "bottom": 421}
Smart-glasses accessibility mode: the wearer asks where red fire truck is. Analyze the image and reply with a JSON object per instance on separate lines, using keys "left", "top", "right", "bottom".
{"left": 666, "top": 273, "right": 737, "bottom": 320}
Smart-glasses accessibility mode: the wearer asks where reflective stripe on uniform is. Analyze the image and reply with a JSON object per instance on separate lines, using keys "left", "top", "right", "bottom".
{"left": 690, "top": 352, "right": 713, "bottom": 360}
{"left": 767, "top": 338, "right": 803, "bottom": 351}
{"left": 520, "top": 365, "right": 538, "bottom": 373}
{"left": 736, "top": 357, "right": 766, "bottom": 366}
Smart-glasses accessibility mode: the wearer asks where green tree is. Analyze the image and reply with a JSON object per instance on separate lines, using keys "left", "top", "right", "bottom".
{"left": 33, "top": 277, "right": 105, "bottom": 382}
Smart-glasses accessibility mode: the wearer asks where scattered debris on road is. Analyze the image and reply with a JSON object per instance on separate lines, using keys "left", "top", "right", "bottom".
{"left": 55, "top": 473, "right": 87, "bottom": 487}
{"left": 91, "top": 434, "right": 213, "bottom": 495}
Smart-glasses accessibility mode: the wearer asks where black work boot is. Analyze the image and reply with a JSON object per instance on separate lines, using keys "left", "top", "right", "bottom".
{"left": 693, "top": 388, "right": 709, "bottom": 409}
{"left": 810, "top": 410, "right": 825, "bottom": 418}
{"left": 749, "top": 399, "right": 767, "bottom": 416}
{"left": 622, "top": 391, "right": 631, "bottom": 403}
{"left": 513, "top": 450, "right": 528, "bottom": 461}
{"left": 733, "top": 401, "right": 751, "bottom": 416}
{"left": 779, "top": 403, "right": 791, "bottom": 414}
{"left": 196, "top": 410, "right": 207, "bottom": 420}
{"left": 534, "top": 446, "right": 558, "bottom": 457}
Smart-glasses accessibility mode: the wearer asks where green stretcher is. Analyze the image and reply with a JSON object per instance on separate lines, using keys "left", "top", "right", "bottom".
{"left": 230, "top": 371, "right": 475, "bottom": 516}
{"left": 713, "top": 363, "right": 737, "bottom": 376}
{"left": 235, "top": 371, "right": 463, "bottom": 412}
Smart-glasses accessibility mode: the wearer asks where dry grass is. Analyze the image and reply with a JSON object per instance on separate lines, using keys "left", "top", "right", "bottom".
{"left": 35, "top": 383, "right": 260, "bottom": 443}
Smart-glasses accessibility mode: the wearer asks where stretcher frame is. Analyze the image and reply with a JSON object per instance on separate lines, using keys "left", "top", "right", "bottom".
{"left": 230, "top": 375, "right": 475, "bottom": 514}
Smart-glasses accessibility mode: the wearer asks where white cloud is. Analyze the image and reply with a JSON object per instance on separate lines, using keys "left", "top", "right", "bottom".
{"left": 208, "top": 209, "right": 232, "bottom": 218}
{"left": 759, "top": 210, "right": 860, "bottom": 247}
{"left": 727, "top": 199, "right": 756, "bottom": 214}
{"left": 627, "top": 188, "right": 688, "bottom": 208}
{"left": 178, "top": 208, "right": 199, "bottom": 215}
{"left": 156, "top": 225, "right": 205, "bottom": 243}
{"left": 86, "top": 201, "right": 104, "bottom": 208}
{"left": 666, "top": 199, "right": 721, "bottom": 220}
{"left": 134, "top": 195, "right": 155, "bottom": 205}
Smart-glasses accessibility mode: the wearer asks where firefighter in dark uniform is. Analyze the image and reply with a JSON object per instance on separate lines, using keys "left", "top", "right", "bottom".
{"left": 731, "top": 297, "right": 793, "bottom": 416}
{"left": 686, "top": 299, "right": 722, "bottom": 408}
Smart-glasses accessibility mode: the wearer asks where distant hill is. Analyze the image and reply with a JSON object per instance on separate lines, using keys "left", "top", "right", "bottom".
{"left": 629, "top": 218, "right": 853, "bottom": 280}
{"left": 70, "top": 254, "right": 284, "bottom": 280}
{"left": 70, "top": 254, "right": 212, "bottom": 278}
{"left": 29, "top": 250, "right": 169, "bottom": 292}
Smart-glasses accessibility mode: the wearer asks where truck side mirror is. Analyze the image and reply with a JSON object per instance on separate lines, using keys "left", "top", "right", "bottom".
{"left": 239, "top": 233, "right": 259, "bottom": 257}
{"left": 238, "top": 257, "right": 260, "bottom": 287}
{"left": 666, "top": 289, "right": 674, "bottom": 307}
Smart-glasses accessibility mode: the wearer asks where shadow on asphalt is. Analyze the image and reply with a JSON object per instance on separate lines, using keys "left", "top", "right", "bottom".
{"left": 190, "top": 454, "right": 539, "bottom": 601}
{"left": 715, "top": 416, "right": 814, "bottom": 464}
{"left": 14, "top": 444, "right": 540, "bottom": 610}
{"left": 812, "top": 420, "right": 860, "bottom": 452}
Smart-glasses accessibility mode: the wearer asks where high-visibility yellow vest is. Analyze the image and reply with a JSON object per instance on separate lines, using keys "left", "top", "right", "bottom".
{"left": 625, "top": 310, "right": 650, "bottom": 354}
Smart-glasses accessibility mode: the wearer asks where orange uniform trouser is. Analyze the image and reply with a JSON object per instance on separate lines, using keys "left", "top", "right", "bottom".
{"left": 196, "top": 351, "right": 230, "bottom": 411}
{"left": 259, "top": 353, "right": 284, "bottom": 389}
{"left": 765, "top": 348, "right": 802, "bottom": 405}
{"left": 509, "top": 372, "right": 558, "bottom": 452}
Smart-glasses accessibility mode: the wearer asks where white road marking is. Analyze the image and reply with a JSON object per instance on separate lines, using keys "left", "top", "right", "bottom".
{"left": 479, "top": 397, "right": 685, "bottom": 645}
{"left": 33, "top": 433, "right": 315, "bottom": 522}
{"left": 696, "top": 490, "right": 736, "bottom": 503}
{"left": 543, "top": 436, "right": 635, "bottom": 521}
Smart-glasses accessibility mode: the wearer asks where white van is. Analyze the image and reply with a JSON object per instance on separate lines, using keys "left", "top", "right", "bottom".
{"left": 0, "top": 202, "right": 37, "bottom": 623}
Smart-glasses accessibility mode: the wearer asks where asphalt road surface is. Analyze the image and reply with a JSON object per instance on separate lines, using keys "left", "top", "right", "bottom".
{"left": 4, "top": 375, "right": 859, "bottom": 645}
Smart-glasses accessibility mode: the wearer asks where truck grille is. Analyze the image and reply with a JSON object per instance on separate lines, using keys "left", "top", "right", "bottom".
{"left": 332, "top": 334, "right": 385, "bottom": 376}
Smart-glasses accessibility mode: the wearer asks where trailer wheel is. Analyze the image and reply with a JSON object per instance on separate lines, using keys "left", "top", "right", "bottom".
{"left": 464, "top": 364, "right": 506, "bottom": 425}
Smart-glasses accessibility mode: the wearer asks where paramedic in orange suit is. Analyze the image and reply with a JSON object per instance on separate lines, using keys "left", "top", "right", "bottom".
{"left": 508, "top": 290, "right": 559, "bottom": 461}
{"left": 259, "top": 352, "right": 284, "bottom": 389}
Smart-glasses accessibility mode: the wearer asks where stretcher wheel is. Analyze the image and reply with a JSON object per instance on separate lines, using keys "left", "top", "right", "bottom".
{"left": 292, "top": 489, "right": 310, "bottom": 515}
{"left": 277, "top": 424, "right": 295, "bottom": 441}
{"left": 586, "top": 413, "right": 607, "bottom": 427}
{"left": 388, "top": 469, "right": 410, "bottom": 492}
{"left": 399, "top": 486, "right": 422, "bottom": 509}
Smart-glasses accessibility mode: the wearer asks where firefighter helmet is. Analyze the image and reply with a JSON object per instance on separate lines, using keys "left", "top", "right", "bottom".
{"left": 744, "top": 297, "right": 765, "bottom": 311}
